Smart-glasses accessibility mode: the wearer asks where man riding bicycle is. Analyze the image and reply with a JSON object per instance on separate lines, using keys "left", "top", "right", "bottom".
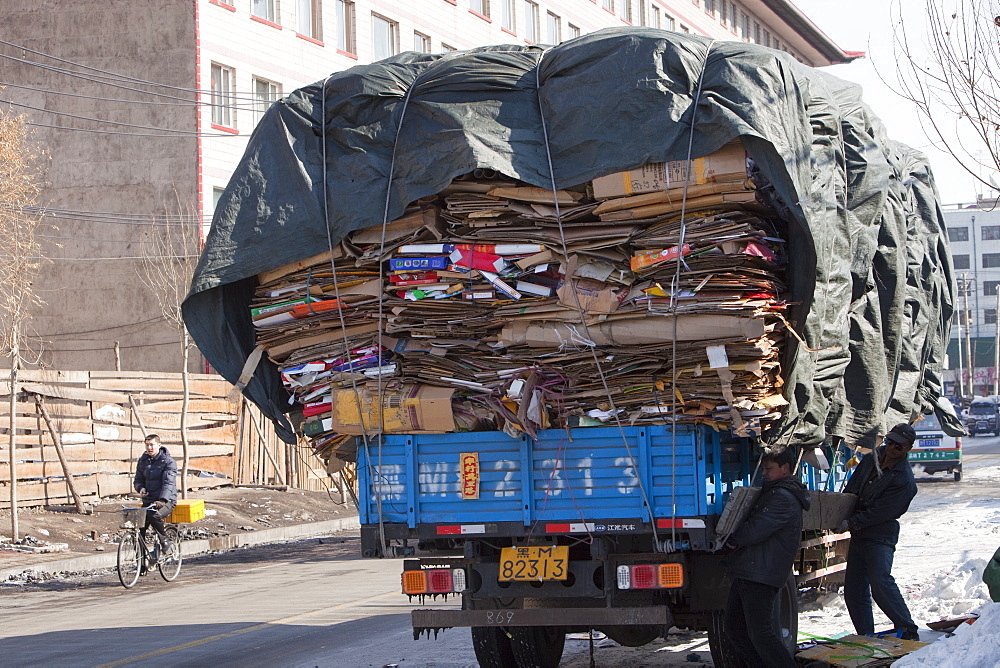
{"left": 133, "top": 434, "right": 178, "bottom": 562}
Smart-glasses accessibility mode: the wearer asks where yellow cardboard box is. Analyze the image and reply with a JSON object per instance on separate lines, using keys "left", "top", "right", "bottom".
{"left": 168, "top": 499, "right": 205, "bottom": 523}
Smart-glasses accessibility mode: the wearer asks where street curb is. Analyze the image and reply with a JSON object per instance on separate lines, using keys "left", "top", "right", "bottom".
{"left": 0, "top": 516, "right": 360, "bottom": 581}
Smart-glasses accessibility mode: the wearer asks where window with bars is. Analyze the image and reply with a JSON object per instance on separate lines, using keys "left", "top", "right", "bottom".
{"left": 372, "top": 14, "right": 398, "bottom": 60}
{"left": 524, "top": 1, "right": 539, "bottom": 42}
{"left": 252, "top": 0, "right": 276, "bottom": 22}
{"left": 949, "top": 227, "right": 970, "bottom": 242}
{"left": 210, "top": 63, "right": 235, "bottom": 128}
{"left": 336, "top": 0, "right": 356, "bottom": 53}
{"left": 252, "top": 77, "right": 281, "bottom": 126}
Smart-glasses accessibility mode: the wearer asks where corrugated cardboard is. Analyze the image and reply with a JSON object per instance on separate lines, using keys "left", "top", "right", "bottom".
{"left": 499, "top": 314, "right": 767, "bottom": 348}
{"left": 591, "top": 141, "right": 747, "bottom": 199}
{"left": 331, "top": 384, "right": 456, "bottom": 435}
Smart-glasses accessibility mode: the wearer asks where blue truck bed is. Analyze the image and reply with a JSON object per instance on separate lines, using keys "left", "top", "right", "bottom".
{"left": 357, "top": 424, "right": 751, "bottom": 532}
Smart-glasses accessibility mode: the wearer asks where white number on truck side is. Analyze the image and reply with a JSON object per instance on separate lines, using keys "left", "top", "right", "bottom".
{"left": 615, "top": 456, "right": 639, "bottom": 494}
{"left": 417, "top": 461, "right": 452, "bottom": 497}
{"left": 539, "top": 459, "right": 565, "bottom": 495}
{"left": 493, "top": 459, "right": 518, "bottom": 497}
{"left": 484, "top": 610, "right": 516, "bottom": 625}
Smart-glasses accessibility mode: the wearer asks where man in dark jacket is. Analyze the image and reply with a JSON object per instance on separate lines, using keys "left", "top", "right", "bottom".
{"left": 842, "top": 422, "right": 919, "bottom": 640}
{"left": 133, "top": 434, "right": 178, "bottom": 556}
{"left": 723, "top": 447, "right": 811, "bottom": 667}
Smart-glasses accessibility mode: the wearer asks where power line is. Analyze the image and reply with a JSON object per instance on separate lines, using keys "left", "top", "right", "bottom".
{"left": 25, "top": 120, "right": 250, "bottom": 138}
{"left": 3, "top": 98, "right": 212, "bottom": 135}
{"left": 0, "top": 79, "right": 273, "bottom": 111}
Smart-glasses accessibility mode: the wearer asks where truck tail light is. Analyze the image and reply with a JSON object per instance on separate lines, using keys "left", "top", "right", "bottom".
{"left": 402, "top": 568, "right": 467, "bottom": 595}
{"left": 617, "top": 563, "right": 685, "bottom": 590}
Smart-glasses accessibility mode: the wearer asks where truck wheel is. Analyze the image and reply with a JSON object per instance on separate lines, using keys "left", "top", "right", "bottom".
{"left": 955, "top": 468, "right": 963, "bottom": 482}
{"left": 509, "top": 627, "right": 565, "bottom": 667}
{"left": 471, "top": 627, "right": 516, "bottom": 668}
{"left": 708, "top": 575, "right": 798, "bottom": 667}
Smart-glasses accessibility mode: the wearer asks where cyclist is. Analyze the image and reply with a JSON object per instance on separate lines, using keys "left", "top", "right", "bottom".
{"left": 133, "top": 434, "right": 178, "bottom": 563}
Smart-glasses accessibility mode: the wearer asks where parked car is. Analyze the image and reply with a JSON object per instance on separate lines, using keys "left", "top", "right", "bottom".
{"left": 965, "top": 398, "right": 999, "bottom": 437}
{"left": 912, "top": 411, "right": 963, "bottom": 481}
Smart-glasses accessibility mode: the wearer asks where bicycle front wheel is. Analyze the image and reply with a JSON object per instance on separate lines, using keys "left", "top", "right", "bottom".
{"left": 157, "top": 526, "right": 182, "bottom": 582}
{"left": 117, "top": 531, "right": 142, "bottom": 589}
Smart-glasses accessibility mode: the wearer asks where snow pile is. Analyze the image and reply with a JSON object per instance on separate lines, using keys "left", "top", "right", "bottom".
{"left": 907, "top": 559, "right": 994, "bottom": 619}
{"left": 893, "top": 602, "right": 1000, "bottom": 667}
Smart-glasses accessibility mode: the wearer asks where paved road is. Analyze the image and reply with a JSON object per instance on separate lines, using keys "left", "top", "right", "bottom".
{"left": 960, "top": 432, "right": 1000, "bottom": 456}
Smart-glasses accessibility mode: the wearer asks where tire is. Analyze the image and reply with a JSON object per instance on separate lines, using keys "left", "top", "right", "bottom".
{"left": 509, "top": 627, "right": 565, "bottom": 668}
{"left": 954, "top": 468, "right": 963, "bottom": 482}
{"left": 708, "top": 575, "right": 798, "bottom": 667}
{"left": 157, "top": 527, "right": 183, "bottom": 582}
{"left": 471, "top": 626, "right": 516, "bottom": 668}
{"left": 117, "top": 532, "right": 142, "bottom": 589}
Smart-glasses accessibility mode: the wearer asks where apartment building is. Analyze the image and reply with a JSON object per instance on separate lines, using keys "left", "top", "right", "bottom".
{"left": 0, "top": 0, "right": 854, "bottom": 373}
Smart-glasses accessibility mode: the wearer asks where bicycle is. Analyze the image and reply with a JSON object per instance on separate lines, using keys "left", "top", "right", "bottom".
{"left": 117, "top": 504, "right": 182, "bottom": 589}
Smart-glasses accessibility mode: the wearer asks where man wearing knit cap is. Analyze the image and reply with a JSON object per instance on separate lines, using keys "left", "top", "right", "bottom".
{"left": 841, "top": 422, "right": 920, "bottom": 640}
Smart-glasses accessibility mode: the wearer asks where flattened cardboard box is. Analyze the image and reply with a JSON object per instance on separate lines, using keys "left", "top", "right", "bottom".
{"left": 332, "top": 384, "right": 456, "bottom": 434}
{"left": 591, "top": 141, "right": 747, "bottom": 199}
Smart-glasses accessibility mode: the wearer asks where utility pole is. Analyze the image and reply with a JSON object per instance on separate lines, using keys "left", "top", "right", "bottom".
{"left": 964, "top": 274, "right": 975, "bottom": 397}
{"left": 994, "top": 287, "right": 999, "bottom": 397}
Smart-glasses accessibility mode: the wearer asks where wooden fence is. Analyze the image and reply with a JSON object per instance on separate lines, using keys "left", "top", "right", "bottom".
{"left": 1, "top": 369, "right": 337, "bottom": 509}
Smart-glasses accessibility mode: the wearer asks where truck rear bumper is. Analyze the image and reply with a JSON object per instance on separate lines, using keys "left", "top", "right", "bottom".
{"left": 412, "top": 606, "right": 670, "bottom": 630}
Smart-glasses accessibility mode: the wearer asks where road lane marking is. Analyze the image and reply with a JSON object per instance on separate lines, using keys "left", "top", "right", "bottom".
{"left": 96, "top": 590, "right": 398, "bottom": 667}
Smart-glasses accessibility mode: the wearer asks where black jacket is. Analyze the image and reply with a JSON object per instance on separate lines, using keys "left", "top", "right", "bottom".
{"left": 133, "top": 446, "right": 178, "bottom": 503}
{"left": 843, "top": 447, "right": 917, "bottom": 545}
{"left": 725, "top": 477, "right": 811, "bottom": 588}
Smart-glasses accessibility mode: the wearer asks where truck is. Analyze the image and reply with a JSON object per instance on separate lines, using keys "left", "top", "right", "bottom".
{"left": 181, "top": 28, "right": 961, "bottom": 668}
{"left": 358, "top": 424, "right": 851, "bottom": 666}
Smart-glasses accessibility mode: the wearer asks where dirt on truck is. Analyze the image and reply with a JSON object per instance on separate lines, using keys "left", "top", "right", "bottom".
{"left": 183, "top": 28, "right": 963, "bottom": 668}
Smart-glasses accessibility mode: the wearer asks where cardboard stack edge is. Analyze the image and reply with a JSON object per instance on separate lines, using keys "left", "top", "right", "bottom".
{"left": 249, "top": 142, "right": 792, "bottom": 459}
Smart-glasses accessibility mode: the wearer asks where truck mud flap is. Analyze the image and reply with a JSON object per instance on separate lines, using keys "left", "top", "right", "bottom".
{"left": 413, "top": 606, "right": 669, "bottom": 634}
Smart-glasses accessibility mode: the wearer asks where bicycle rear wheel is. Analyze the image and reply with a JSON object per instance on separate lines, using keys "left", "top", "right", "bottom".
{"left": 117, "top": 532, "right": 142, "bottom": 589}
{"left": 157, "top": 526, "right": 182, "bottom": 582}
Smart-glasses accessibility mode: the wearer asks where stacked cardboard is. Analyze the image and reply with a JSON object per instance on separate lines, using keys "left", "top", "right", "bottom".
{"left": 249, "top": 142, "right": 791, "bottom": 450}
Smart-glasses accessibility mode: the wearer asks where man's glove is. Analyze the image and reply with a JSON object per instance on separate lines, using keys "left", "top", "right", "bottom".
{"left": 837, "top": 519, "right": 851, "bottom": 533}
{"left": 154, "top": 500, "right": 166, "bottom": 509}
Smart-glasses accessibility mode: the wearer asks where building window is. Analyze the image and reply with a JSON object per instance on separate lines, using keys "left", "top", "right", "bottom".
{"left": 664, "top": 14, "right": 676, "bottom": 31}
{"left": 680, "top": 24, "right": 690, "bottom": 33}
{"left": 740, "top": 13, "right": 749, "bottom": 39}
{"left": 985, "top": 281, "right": 1000, "bottom": 296}
{"left": 617, "top": 0, "right": 631, "bottom": 21}
{"left": 210, "top": 63, "right": 235, "bottom": 128}
{"left": 442, "top": 43, "right": 457, "bottom": 51}
{"left": 763, "top": 29, "right": 771, "bottom": 47}
{"left": 984, "top": 253, "right": 1000, "bottom": 268}
{"left": 372, "top": 14, "right": 398, "bottom": 61}
{"left": 336, "top": 0, "right": 356, "bottom": 53}
{"left": 524, "top": 1, "right": 539, "bottom": 42}
{"left": 983, "top": 225, "right": 1000, "bottom": 240}
{"left": 546, "top": 11, "right": 560, "bottom": 43}
{"left": 297, "top": 0, "right": 322, "bottom": 39}
{"left": 953, "top": 254, "right": 970, "bottom": 269}
{"left": 253, "top": 77, "right": 280, "bottom": 126}
{"left": 252, "top": 0, "right": 276, "bottom": 22}
{"left": 753, "top": 22, "right": 761, "bottom": 44}
{"left": 213, "top": 187, "right": 226, "bottom": 211}
{"left": 414, "top": 31, "right": 430, "bottom": 53}
{"left": 501, "top": 0, "right": 515, "bottom": 31}
{"left": 948, "top": 227, "right": 969, "bottom": 242}
{"left": 728, "top": 2, "right": 736, "bottom": 30}
{"left": 569, "top": 23, "right": 580, "bottom": 38}
{"left": 705, "top": 0, "right": 715, "bottom": 15}
{"left": 470, "top": 0, "right": 489, "bottom": 16}
{"left": 987, "top": 309, "right": 998, "bottom": 324}
{"left": 649, "top": 6, "right": 659, "bottom": 28}
{"left": 602, "top": 0, "right": 613, "bottom": 10}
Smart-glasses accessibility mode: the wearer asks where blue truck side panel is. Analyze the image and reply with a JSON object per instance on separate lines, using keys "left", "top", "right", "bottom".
{"left": 357, "top": 425, "right": 732, "bottom": 527}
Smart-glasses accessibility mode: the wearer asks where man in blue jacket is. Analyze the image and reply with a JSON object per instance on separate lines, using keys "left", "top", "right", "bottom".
{"left": 842, "top": 422, "right": 919, "bottom": 640}
{"left": 724, "top": 447, "right": 811, "bottom": 667}
{"left": 133, "top": 434, "right": 178, "bottom": 559}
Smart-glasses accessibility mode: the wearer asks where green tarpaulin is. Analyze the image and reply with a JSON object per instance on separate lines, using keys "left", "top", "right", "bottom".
{"left": 182, "top": 28, "right": 959, "bottom": 446}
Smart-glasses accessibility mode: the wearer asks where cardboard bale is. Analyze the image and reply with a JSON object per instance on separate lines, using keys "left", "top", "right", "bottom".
{"left": 591, "top": 141, "right": 747, "bottom": 199}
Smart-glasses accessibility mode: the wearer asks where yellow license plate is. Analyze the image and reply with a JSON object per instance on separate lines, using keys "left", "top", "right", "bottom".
{"left": 498, "top": 546, "right": 569, "bottom": 581}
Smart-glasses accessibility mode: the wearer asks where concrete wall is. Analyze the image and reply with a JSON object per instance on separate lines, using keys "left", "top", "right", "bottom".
{"left": 0, "top": 0, "right": 199, "bottom": 373}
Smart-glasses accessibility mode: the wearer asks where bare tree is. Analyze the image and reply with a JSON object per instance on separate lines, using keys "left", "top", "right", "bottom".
{"left": 894, "top": 0, "right": 1000, "bottom": 195}
{"left": 136, "top": 190, "right": 201, "bottom": 500}
{"left": 0, "top": 109, "right": 45, "bottom": 540}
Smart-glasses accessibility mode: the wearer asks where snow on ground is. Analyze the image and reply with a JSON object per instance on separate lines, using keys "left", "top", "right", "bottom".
{"left": 894, "top": 602, "right": 1000, "bottom": 667}
{"left": 799, "top": 464, "right": 1000, "bottom": 641}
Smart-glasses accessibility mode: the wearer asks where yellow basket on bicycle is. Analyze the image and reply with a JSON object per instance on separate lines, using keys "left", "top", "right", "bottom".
{"left": 120, "top": 506, "right": 148, "bottom": 529}
{"left": 167, "top": 499, "right": 205, "bottom": 524}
